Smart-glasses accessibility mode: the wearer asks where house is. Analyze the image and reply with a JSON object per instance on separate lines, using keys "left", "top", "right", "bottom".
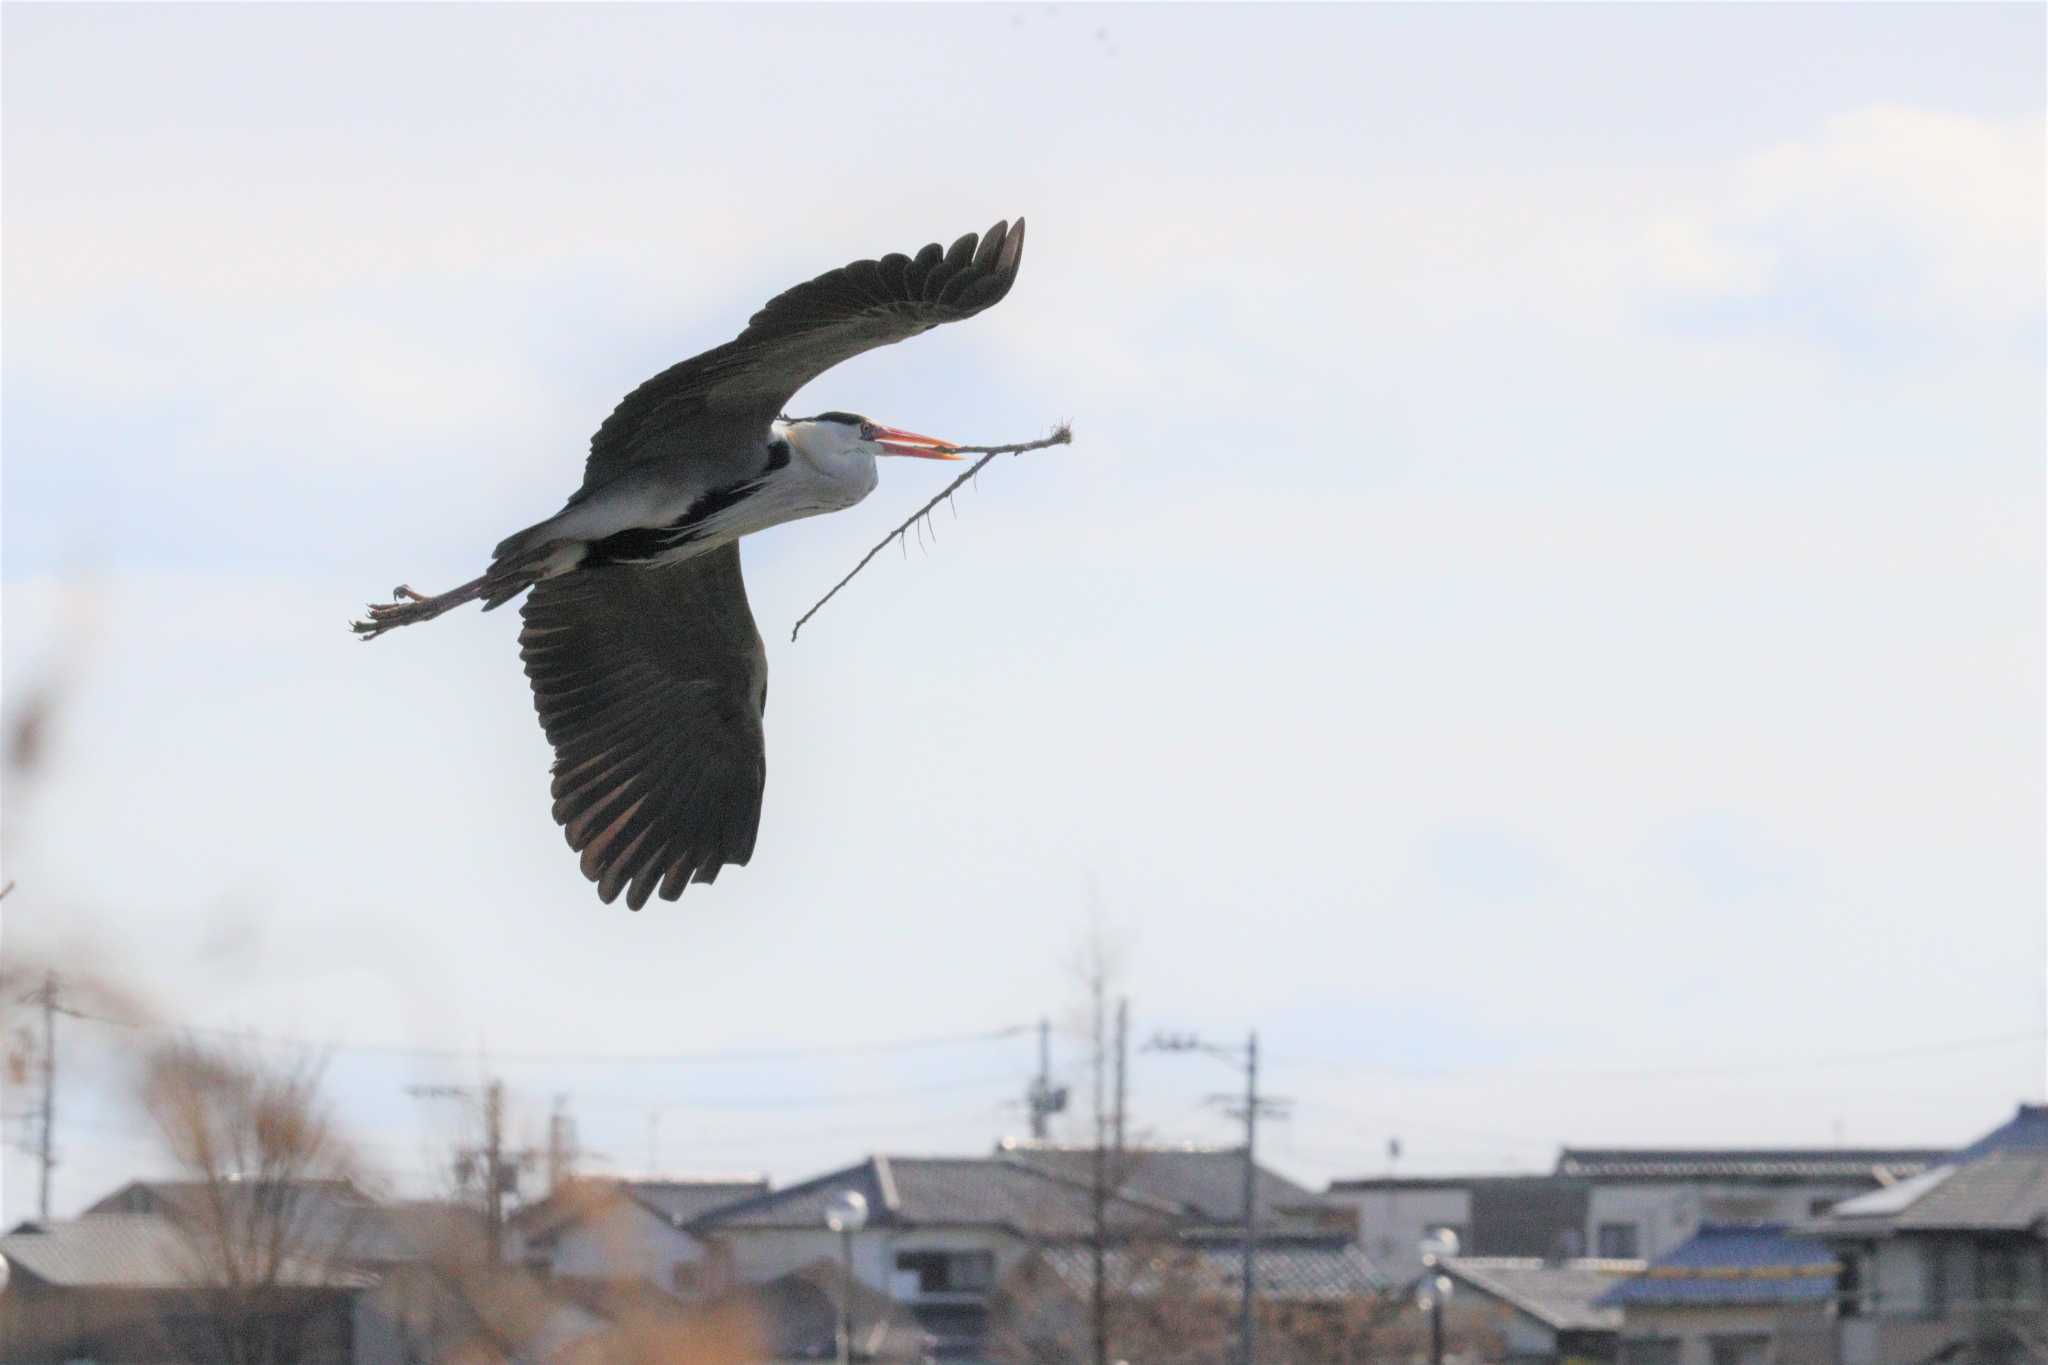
{"left": 687, "top": 1152, "right": 1185, "bottom": 1359}
{"left": 3, "top": 1181, "right": 604, "bottom": 1365}
{"left": 996, "top": 1239, "right": 1385, "bottom": 1362}
{"left": 84, "top": 1177, "right": 485, "bottom": 1269}
{"left": 1805, "top": 1104, "right": 2048, "bottom": 1365}
{"left": 996, "top": 1139, "right": 1359, "bottom": 1242}
{"left": 1330, "top": 1147, "right": 1947, "bottom": 1276}
{"left": 508, "top": 1174, "right": 769, "bottom": 1295}
{"left": 1594, "top": 1224, "right": 1837, "bottom": 1365}
{"left": 1438, "top": 1255, "right": 1643, "bottom": 1364}
{"left": 1332, "top": 1173, "right": 1596, "bottom": 1272}
{"left": 0, "top": 1213, "right": 373, "bottom": 1364}
{"left": 1558, "top": 1149, "right": 1946, "bottom": 1264}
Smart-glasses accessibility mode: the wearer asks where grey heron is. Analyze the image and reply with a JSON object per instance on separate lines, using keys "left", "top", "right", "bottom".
{"left": 355, "top": 219, "right": 1029, "bottom": 908}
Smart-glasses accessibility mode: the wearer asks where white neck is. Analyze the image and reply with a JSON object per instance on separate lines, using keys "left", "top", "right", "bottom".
{"left": 761, "top": 419, "right": 879, "bottom": 520}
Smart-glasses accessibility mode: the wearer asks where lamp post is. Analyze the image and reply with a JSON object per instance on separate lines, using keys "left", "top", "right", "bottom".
{"left": 1418, "top": 1229, "right": 1459, "bottom": 1365}
{"left": 826, "top": 1189, "right": 868, "bottom": 1365}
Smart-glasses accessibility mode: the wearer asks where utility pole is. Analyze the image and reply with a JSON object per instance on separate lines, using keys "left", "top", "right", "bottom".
{"left": 1112, "top": 998, "right": 1128, "bottom": 1157}
{"left": 1089, "top": 970, "right": 1108, "bottom": 1365}
{"left": 547, "top": 1096, "right": 576, "bottom": 1196}
{"left": 1239, "top": 1030, "right": 1258, "bottom": 1365}
{"left": 407, "top": 1078, "right": 531, "bottom": 1263}
{"left": 1025, "top": 1017, "right": 1068, "bottom": 1141}
{"left": 483, "top": 1080, "right": 505, "bottom": 1262}
{"left": 35, "top": 972, "right": 57, "bottom": 1219}
{"left": 1146, "top": 1027, "right": 1288, "bottom": 1365}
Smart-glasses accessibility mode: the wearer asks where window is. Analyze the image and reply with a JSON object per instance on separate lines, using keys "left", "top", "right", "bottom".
{"left": 1979, "top": 1245, "right": 2023, "bottom": 1305}
{"left": 1838, "top": 1249, "right": 1866, "bottom": 1318}
{"left": 1923, "top": 1243, "right": 1949, "bottom": 1317}
{"left": 1598, "top": 1222, "right": 1640, "bottom": 1259}
{"left": 895, "top": 1249, "right": 996, "bottom": 1295}
{"left": 1621, "top": 1339, "right": 1680, "bottom": 1365}
{"left": 1709, "top": 1334, "right": 1771, "bottom": 1365}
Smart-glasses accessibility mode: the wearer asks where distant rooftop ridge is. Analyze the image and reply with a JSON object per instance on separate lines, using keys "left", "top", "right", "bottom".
{"left": 1556, "top": 1147, "right": 1949, "bottom": 1180}
{"left": 570, "top": 1171, "right": 769, "bottom": 1186}
{"left": 1953, "top": 1102, "right": 2048, "bottom": 1163}
{"left": 1447, "top": 1255, "right": 1646, "bottom": 1273}
{"left": 1331, "top": 1145, "right": 1947, "bottom": 1192}
{"left": 997, "top": 1137, "right": 1242, "bottom": 1155}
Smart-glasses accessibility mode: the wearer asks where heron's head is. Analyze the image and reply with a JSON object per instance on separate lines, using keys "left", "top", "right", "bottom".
{"left": 783, "top": 412, "right": 963, "bottom": 469}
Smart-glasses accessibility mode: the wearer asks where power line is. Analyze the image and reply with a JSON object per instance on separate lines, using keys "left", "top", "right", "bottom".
{"left": 58, "top": 1010, "right": 1033, "bottom": 1066}
{"left": 571, "top": 1071, "right": 1022, "bottom": 1112}
{"left": 1267, "top": 1028, "right": 2044, "bottom": 1085}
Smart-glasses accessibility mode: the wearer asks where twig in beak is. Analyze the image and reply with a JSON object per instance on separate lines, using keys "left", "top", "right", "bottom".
{"left": 790, "top": 423, "right": 1074, "bottom": 642}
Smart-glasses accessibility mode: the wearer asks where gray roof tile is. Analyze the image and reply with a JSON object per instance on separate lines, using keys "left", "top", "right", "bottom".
{"left": 695, "top": 1155, "right": 1180, "bottom": 1238}
{"left": 999, "top": 1143, "right": 1346, "bottom": 1237}
{"left": 1440, "top": 1257, "right": 1644, "bottom": 1331}
{"left": 1820, "top": 1152, "right": 2048, "bottom": 1233}
{"left": 1555, "top": 1149, "right": 1946, "bottom": 1182}
{"left": 0, "top": 1214, "right": 369, "bottom": 1289}
{"left": 1039, "top": 1241, "right": 1385, "bottom": 1302}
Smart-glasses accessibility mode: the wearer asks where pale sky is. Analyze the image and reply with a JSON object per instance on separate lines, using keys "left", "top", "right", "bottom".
{"left": 3, "top": 3, "right": 2043, "bottom": 1220}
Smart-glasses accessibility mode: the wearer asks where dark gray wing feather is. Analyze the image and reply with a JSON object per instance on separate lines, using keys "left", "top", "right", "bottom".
{"left": 518, "top": 544, "right": 768, "bottom": 909}
{"left": 580, "top": 218, "right": 1026, "bottom": 494}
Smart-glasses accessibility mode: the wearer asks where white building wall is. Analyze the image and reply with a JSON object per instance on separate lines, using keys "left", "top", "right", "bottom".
{"left": 1867, "top": 1239, "right": 1930, "bottom": 1318}
{"left": 549, "top": 1205, "right": 710, "bottom": 1289}
{"left": 1589, "top": 1181, "right": 1876, "bottom": 1262}
{"left": 510, "top": 1200, "right": 712, "bottom": 1294}
{"left": 1328, "top": 1186, "right": 1473, "bottom": 1274}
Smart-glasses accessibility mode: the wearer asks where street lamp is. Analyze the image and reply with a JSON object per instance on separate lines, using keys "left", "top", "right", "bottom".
{"left": 826, "top": 1189, "right": 868, "bottom": 1365}
{"left": 1418, "top": 1229, "right": 1459, "bottom": 1365}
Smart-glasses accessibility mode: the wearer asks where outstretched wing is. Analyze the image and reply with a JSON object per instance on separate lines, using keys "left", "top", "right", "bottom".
{"left": 518, "top": 545, "right": 768, "bottom": 909}
{"left": 580, "top": 218, "right": 1027, "bottom": 494}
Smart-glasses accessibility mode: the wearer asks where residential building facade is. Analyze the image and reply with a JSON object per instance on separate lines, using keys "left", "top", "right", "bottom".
{"left": 1807, "top": 1107, "right": 2048, "bottom": 1365}
{"left": 1596, "top": 1223, "right": 1837, "bottom": 1365}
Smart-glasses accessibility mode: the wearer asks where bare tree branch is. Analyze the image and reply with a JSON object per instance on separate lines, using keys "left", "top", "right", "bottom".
{"left": 789, "top": 422, "right": 1073, "bottom": 642}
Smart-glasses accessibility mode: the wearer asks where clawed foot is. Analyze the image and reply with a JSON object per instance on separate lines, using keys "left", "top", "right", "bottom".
{"left": 352, "top": 585, "right": 447, "bottom": 640}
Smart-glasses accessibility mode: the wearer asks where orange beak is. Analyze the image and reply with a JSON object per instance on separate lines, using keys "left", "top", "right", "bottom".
{"left": 872, "top": 424, "right": 964, "bottom": 460}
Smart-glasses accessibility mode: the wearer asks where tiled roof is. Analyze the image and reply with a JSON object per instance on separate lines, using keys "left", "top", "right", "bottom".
{"left": 79, "top": 1178, "right": 437, "bottom": 1266}
{"left": 1039, "top": 1240, "right": 1386, "bottom": 1303}
{"left": 627, "top": 1178, "right": 770, "bottom": 1226}
{"left": 1330, "top": 1172, "right": 1561, "bottom": 1193}
{"left": 999, "top": 1143, "right": 1346, "bottom": 1237}
{"left": 516, "top": 1176, "right": 768, "bottom": 1240}
{"left": 1440, "top": 1257, "right": 1640, "bottom": 1331}
{"left": 1596, "top": 1225, "right": 1836, "bottom": 1308}
{"left": 0, "top": 1214, "right": 370, "bottom": 1290}
{"left": 1556, "top": 1149, "right": 1945, "bottom": 1182}
{"left": 86, "top": 1178, "right": 367, "bottom": 1218}
{"left": 1820, "top": 1152, "right": 2048, "bottom": 1233}
{"left": 1955, "top": 1104, "right": 2048, "bottom": 1164}
{"left": 694, "top": 1155, "right": 1180, "bottom": 1239}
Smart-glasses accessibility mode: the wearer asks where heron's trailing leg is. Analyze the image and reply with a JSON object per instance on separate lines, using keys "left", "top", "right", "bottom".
{"left": 352, "top": 575, "right": 492, "bottom": 640}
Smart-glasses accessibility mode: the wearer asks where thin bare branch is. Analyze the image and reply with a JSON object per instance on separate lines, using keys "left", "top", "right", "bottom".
{"left": 789, "top": 422, "right": 1073, "bottom": 642}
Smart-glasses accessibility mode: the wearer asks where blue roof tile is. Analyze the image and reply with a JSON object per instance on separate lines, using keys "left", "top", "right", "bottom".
{"left": 1596, "top": 1224, "right": 1837, "bottom": 1308}
{"left": 1955, "top": 1104, "right": 2048, "bottom": 1164}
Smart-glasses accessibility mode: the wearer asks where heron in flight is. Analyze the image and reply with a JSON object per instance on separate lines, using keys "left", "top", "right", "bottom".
{"left": 355, "top": 220, "right": 1028, "bottom": 908}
